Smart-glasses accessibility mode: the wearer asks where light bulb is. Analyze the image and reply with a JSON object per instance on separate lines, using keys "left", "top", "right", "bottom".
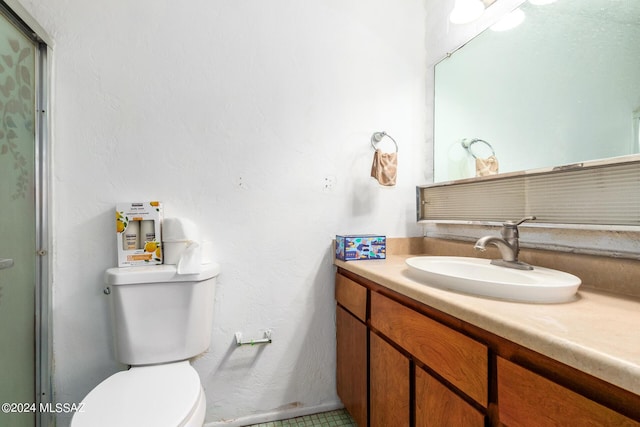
{"left": 449, "top": 0, "right": 486, "bottom": 25}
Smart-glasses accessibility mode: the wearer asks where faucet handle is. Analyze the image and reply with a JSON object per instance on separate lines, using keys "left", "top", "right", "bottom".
{"left": 500, "top": 216, "right": 536, "bottom": 239}
{"left": 505, "top": 216, "right": 536, "bottom": 227}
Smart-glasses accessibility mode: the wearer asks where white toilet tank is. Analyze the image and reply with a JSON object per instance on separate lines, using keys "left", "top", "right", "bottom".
{"left": 104, "top": 263, "right": 220, "bottom": 365}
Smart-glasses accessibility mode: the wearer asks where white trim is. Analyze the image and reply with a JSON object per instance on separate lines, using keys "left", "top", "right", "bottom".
{"left": 205, "top": 401, "right": 344, "bottom": 427}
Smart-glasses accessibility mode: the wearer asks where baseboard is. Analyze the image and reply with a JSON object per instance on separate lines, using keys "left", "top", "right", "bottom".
{"left": 205, "top": 400, "right": 344, "bottom": 427}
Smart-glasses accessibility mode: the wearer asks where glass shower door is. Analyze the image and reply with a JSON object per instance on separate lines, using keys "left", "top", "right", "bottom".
{"left": 0, "top": 13, "right": 37, "bottom": 427}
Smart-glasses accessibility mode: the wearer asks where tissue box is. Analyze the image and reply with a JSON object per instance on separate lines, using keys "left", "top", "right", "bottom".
{"left": 116, "top": 201, "right": 163, "bottom": 267}
{"left": 336, "top": 235, "right": 386, "bottom": 261}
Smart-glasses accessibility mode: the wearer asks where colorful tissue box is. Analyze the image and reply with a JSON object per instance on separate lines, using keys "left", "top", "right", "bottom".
{"left": 336, "top": 235, "right": 386, "bottom": 261}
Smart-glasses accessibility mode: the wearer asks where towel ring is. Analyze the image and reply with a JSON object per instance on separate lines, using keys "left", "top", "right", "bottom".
{"left": 371, "top": 131, "right": 398, "bottom": 152}
{"left": 461, "top": 138, "right": 494, "bottom": 159}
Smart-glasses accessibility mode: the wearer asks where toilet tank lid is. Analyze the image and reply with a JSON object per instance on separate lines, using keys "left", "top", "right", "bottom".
{"left": 104, "top": 263, "right": 220, "bottom": 285}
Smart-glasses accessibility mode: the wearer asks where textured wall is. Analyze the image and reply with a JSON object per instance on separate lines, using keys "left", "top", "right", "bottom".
{"left": 20, "top": 0, "right": 428, "bottom": 425}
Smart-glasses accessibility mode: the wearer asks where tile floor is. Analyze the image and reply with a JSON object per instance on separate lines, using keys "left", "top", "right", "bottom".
{"left": 246, "top": 409, "right": 356, "bottom": 426}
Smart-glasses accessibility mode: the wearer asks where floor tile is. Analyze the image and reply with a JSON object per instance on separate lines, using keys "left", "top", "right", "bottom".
{"left": 246, "top": 409, "right": 356, "bottom": 427}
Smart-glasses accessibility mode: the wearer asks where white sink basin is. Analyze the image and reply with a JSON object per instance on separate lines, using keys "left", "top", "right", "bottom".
{"left": 405, "top": 256, "right": 581, "bottom": 303}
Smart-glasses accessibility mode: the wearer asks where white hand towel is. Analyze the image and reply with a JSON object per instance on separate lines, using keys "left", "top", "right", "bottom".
{"left": 371, "top": 149, "right": 398, "bottom": 186}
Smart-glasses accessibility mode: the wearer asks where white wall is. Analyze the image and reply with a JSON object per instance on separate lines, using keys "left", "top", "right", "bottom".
{"left": 19, "top": 0, "right": 428, "bottom": 425}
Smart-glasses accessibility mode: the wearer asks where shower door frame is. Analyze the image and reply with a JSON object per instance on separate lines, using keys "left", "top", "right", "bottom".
{"left": 34, "top": 39, "right": 52, "bottom": 427}
{"left": 0, "top": 1, "right": 53, "bottom": 426}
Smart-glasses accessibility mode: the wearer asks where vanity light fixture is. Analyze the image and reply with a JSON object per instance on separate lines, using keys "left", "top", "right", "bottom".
{"left": 490, "top": 8, "right": 526, "bottom": 31}
{"left": 449, "top": 0, "right": 486, "bottom": 24}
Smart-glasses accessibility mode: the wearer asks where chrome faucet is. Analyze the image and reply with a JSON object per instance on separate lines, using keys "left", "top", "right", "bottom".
{"left": 474, "top": 216, "right": 536, "bottom": 270}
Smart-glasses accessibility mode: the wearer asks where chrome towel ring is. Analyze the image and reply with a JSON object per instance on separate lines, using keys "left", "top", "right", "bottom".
{"left": 461, "top": 138, "right": 495, "bottom": 159}
{"left": 371, "top": 131, "right": 398, "bottom": 152}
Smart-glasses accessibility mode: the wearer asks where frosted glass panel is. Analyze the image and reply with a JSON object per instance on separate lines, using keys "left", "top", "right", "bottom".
{"left": 418, "top": 160, "right": 640, "bottom": 226}
{"left": 0, "top": 11, "right": 36, "bottom": 427}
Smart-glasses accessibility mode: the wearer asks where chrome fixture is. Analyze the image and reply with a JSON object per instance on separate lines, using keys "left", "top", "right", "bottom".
{"left": 474, "top": 216, "right": 536, "bottom": 270}
{"left": 235, "top": 330, "right": 273, "bottom": 346}
{"left": 370, "top": 131, "right": 398, "bottom": 152}
{"left": 461, "top": 138, "right": 495, "bottom": 159}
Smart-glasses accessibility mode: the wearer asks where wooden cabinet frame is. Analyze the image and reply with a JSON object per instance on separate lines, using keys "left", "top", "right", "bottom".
{"left": 336, "top": 268, "right": 640, "bottom": 426}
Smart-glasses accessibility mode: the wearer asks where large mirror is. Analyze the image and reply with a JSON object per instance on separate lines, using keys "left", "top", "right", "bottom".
{"left": 433, "top": 0, "right": 640, "bottom": 182}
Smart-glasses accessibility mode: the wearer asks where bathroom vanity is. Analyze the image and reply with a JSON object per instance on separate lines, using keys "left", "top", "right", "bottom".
{"left": 335, "top": 239, "right": 640, "bottom": 426}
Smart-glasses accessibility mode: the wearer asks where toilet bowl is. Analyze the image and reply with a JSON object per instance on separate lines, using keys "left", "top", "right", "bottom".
{"left": 71, "top": 263, "right": 220, "bottom": 427}
{"left": 71, "top": 362, "right": 205, "bottom": 427}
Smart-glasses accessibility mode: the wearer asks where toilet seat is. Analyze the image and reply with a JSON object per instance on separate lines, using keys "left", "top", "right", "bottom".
{"left": 71, "top": 361, "right": 205, "bottom": 427}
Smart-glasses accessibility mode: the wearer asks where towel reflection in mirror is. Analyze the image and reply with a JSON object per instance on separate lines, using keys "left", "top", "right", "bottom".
{"left": 462, "top": 138, "right": 499, "bottom": 177}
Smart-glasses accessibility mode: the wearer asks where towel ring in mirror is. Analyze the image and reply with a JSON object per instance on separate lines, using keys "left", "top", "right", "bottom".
{"left": 371, "top": 131, "right": 398, "bottom": 152}
{"left": 461, "top": 138, "right": 494, "bottom": 159}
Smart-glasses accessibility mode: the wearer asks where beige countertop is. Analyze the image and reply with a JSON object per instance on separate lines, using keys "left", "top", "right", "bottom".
{"left": 335, "top": 253, "right": 640, "bottom": 396}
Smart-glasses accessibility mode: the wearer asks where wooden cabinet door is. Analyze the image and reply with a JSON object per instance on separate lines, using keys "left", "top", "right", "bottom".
{"left": 336, "top": 306, "right": 368, "bottom": 427}
{"left": 498, "top": 357, "right": 640, "bottom": 427}
{"left": 415, "top": 365, "right": 485, "bottom": 427}
{"left": 370, "top": 291, "right": 488, "bottom": 407}
{"left": 370, "top": 332, "right": 410, "bottom": 427}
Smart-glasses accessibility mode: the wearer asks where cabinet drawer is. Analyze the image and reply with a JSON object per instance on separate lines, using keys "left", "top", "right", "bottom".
{"left": 370, "top": 292, "right": 488, "bottom": 407}
{"left": 335, "top": 273, "right": 367, "bottom": 322}
{"left": 498, "top": 357, "right": 639, "bottom": 426}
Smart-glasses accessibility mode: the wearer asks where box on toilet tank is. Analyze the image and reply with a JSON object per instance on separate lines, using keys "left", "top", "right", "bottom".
{"left": 116, "top": 201, "right": 163, "bottom": 267}
{"left": 336, "top": 235, "right": 386, "bottom": 261}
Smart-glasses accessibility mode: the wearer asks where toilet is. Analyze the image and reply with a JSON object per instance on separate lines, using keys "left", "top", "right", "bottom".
{"left": 71, "top": 263, "right": 220, "bottom": 427}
